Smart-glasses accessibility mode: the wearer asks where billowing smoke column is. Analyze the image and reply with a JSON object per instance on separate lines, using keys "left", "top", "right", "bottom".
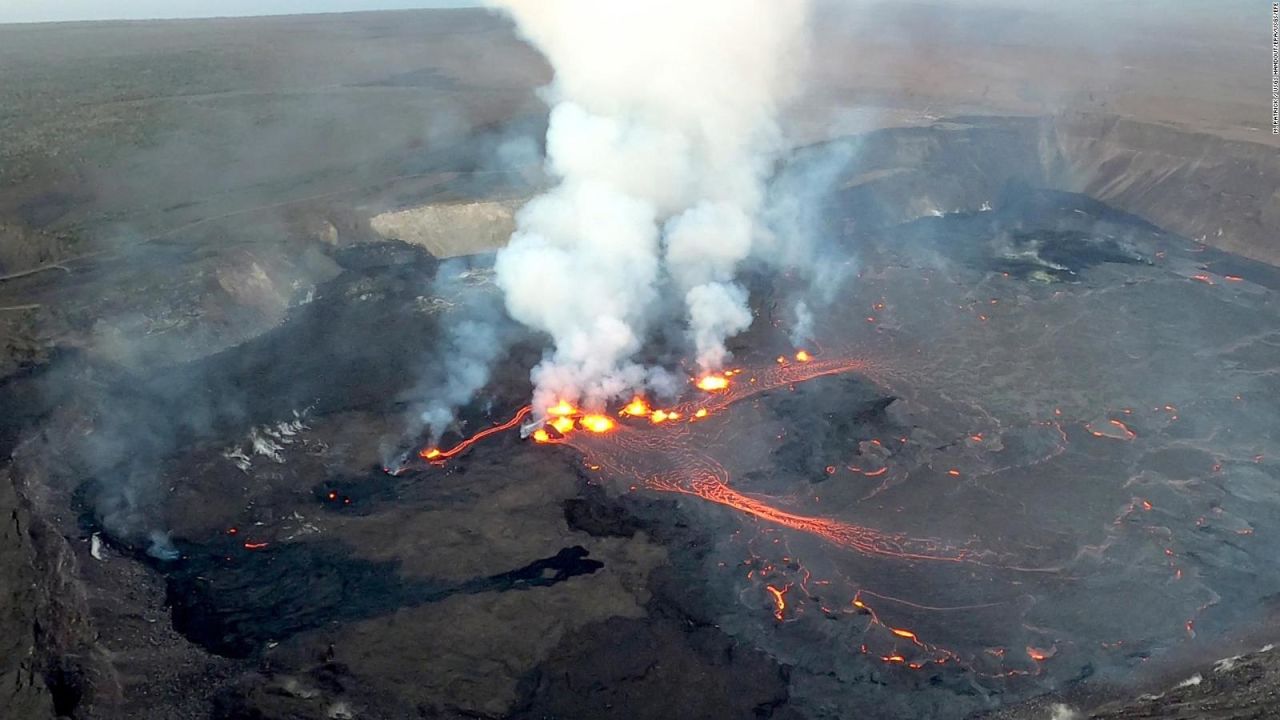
{"left": 488, "top": 0, "right": 809, "bottom": 413}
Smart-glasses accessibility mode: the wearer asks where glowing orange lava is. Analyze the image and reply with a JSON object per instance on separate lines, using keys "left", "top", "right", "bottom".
{"left": 795, "top": 350, "right": 811, "bottom": 362}
{"left": 418, "top": 406, "right": 532, "bottom": 463}
{"left": 848, "top": 590, "right": 964, "bottom": 670}
{"left": 1087, "top": 418, "right": 1137, "bottom": 441}
{"left": 1026, "top": 646, "right": 1055, "bottom": 662}
{"left": 550, "top": 350, "right": 1002, "bottom": 566}
{"left": 1108, "top": 419, "right": 1136, "bottom": 439}
{"left": 766, "top": 584, "right": 790, "bottom": 621}
{"left": 580, "top": 414, "right": 615, "bottom": 433}
{"left": 696, "top": 374, "right": 729, "bottom": 391}
{"left": 547, "top": 400, "right": 577, "bottom": 416}
{"left": 407, "top": 347, "right": 1007, "bottom": 664}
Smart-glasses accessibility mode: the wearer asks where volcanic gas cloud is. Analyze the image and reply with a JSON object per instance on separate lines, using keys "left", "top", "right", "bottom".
{"left": 487, "top": 0, "right": 811, "bottom": 414}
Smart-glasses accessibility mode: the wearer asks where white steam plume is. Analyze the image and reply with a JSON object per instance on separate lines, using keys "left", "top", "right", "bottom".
{"left": 790, "top": 299, "right": 815, "bottom": 347}
{"left": 488, "top": 0, "right": 809, "bottom": 412}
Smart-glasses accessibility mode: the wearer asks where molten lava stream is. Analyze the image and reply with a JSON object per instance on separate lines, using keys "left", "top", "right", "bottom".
{"left": 564, "top": 419, "right": 981, "bottom": 564}
{"left": 419, "top": 351, "right": 987, "bottom": 565}
{"left": 668, "top": 470, "right": 978, "bottom": 563}
{"left": 677, "top": 353, "right": 873, "bottom": 419}
{"left": 419, "top": 405, "right": 532, "bottom": 463}
{"left": 524, "top": 350, "right": 1002, "bottom": 564}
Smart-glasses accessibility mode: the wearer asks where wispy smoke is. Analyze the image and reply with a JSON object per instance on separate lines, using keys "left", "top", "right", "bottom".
{"left": 760, "top": 137, "right": 861, "bottom": 343}
{"left": 790, "top": 299, "right": 814, "bottom": 347}
{"left": 412, "top": 259, "right": 512, "bottom": 444}
{"left": 419, "top": 318, "right": 503, "bottom": 438}
{"left": 487, "top": 0, "right": 810, "bottom": 411}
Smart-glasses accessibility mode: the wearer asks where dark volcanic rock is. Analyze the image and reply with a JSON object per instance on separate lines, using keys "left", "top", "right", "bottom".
{"left": 0, "top": 470, "right": 54, "bottom": 720}
{"left": 512, "top": 617, "right": 801, "bottom": 720}
{"left": 980, "top": 643, "right": 1280, "bottom": 719}
{"left": 165, "top": 538, "right": 603, "bottom": 658}
{"left": 764, "top": 373, "right": 900, "bottom": 482}
{"left": 562, "top": 487, "right": 644, "bottom": 538}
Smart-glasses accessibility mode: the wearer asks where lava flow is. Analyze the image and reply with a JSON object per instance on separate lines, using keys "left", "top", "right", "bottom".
{"left": 696, "top": 374, "right": 730, "bottom": 391}
{"left": 531, "top": 350, "right": 998, "bottom": 565}
{"left": 405, "top": 347, "right": 1100, "bottom": 678}
{"left": 416, "top": 349, "right": 989, "bottom": 565}
{"left": 418, "top": 405, "right": 532, "bottom": 463}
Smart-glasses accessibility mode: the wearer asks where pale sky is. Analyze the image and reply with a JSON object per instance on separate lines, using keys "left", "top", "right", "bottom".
{"left": 0, "top": 0, "right": 1245, "bottom": 28}
{"left": 0, "top": 1, "right": 482, "bottom": 25}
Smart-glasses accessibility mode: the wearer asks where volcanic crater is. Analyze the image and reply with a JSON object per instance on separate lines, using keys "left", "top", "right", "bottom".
{"left": 0, "top": 11, "right": 1277, "bottom": 716}
{"left": 9, "top": 159, "right": 1279, "bottom": 719}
